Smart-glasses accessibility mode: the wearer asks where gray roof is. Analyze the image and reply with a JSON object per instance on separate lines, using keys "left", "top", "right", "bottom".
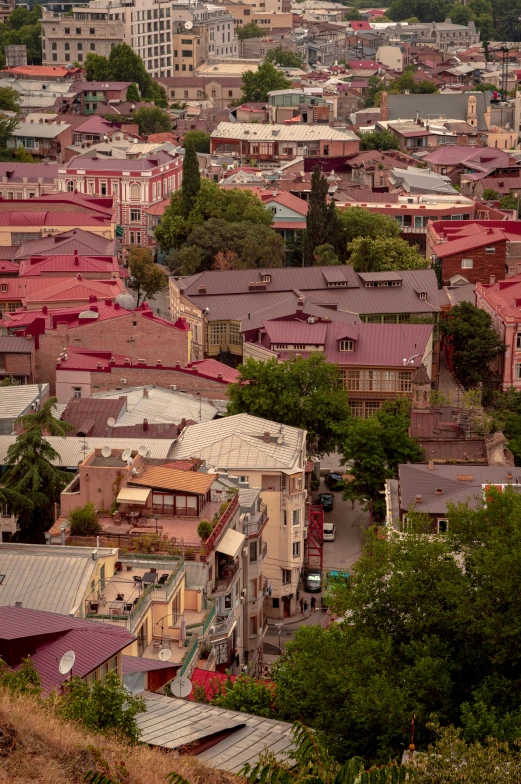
{"left": 398, "top": 464, "right": 521, "bottom": 515}
{"left": 0, "top": 543, "right": 116, "bottom": 615}
{"left": 211, "top": 122, "right": 358, "bottom": 142}
{"left": 0, "top": 384, "right": 48, "bottom": 422}
{"left": 12, "top": 121, "right": 70, "bottom": 139}
{"left": 137, "top": 692, "right": 294, "bottom": 772}
{"left": 386, "top": 92, "right": 489, "bottom": 132}
{"left": 0, "top": 336, "right": 34, "bottom": 354}
{"left": 0, "top": 435, "right": 175, "bottom": 468}
{"left": 92, "top": 386, "right": 224, "bottom": 425}
{"left": 170, "top": 414, "right": 306, "bottom": 472}
{"left": 390, "top": 166, "right": 458, "bottom": 195}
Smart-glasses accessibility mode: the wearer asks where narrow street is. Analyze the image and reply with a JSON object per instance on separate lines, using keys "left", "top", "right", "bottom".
{"left": 263, "top": 478, "right": 369, "bottom": 662}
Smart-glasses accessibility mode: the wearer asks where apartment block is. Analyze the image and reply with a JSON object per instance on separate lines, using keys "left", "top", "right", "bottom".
{"left": 41, "top": 7, "right": 124, "bottom": 66}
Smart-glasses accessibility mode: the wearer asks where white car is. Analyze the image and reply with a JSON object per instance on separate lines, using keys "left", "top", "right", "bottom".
{"left": 323, "top": 522, "right": 336, "bottom": 541}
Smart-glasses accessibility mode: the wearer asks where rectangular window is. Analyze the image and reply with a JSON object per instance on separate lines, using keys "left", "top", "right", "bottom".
{"left": 249, "top": 578, "right": 257, "bottom": 598}
{"left": 338, "top": 369, "right": 346, "bottom": 389}
{"left": 73, "top": 387, "right": 82, "bottom": 399}
{"left": 350, "top": 401, "right": 363, "bottom": 417}
{"left": 461, "top": 258, "right": 473, "bottom": 268}
{"left": 249, "top": 540, "right": 257, "bottom": 562}
{"left": 516, "top": 333, "right": 521, "bottom": 349}
{"left": 339, "top": 340, "right": 354, "bottom": 351}
{"left": 347, "top": 370, "right": 360, "bottom": 391}
{"left": 398, "top": 370, "right": 412, "bottom": 393}
{"left": 249, "top": 615, "right": 258, "bottom": 636}
{"left": 292, "top": 541, "right": 300, "bottom": 558}
{"left": 485, "top": 247, "right": 496, "bottom": 253}
{"left": 130, "top": 208, "right": 141, "bottom": 222}
{"left": 437, "top": 518, "right": 448, "bottom": 533}
{"left": 292, "top": 509, "right": 300, "bottom": 527}
{"left": 282, "top": 569, "right": 291, "bottom": 584}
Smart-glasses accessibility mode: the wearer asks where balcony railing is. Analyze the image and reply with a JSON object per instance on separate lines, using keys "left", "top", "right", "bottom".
{"left": 180, "top": 636, "right": 200, "bottom": 677}
{"left": 209, "top": 610, "right": 237, "bottom": 640}
{"left": 214, "top": 558, "right": 240, "bottom": 595}
{"left": 242, "top": 504, "right": 268, "bottom": 536}
{"left": 185, "top": 601, "right": 216, "bottom": 639}
{"left": 205, "top": 493, "right": 239, "bottom": 558}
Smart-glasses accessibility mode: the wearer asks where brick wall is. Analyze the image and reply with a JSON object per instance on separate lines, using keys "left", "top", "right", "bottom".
{"left": 89, "top": 366, "right": 230, "bottom": 399}
{"left": 5, "top": 351, "right": 34, "bottom": 381}
{"left": 440, "top": 240, "right": 507, "bottom": 286}
{"left": 35, "top": 309, "right": 190, "bottom": 393}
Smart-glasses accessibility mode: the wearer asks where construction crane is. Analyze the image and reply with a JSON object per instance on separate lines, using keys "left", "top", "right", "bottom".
{"left": 487, "top": 43, "right": 512, "bottom": 101}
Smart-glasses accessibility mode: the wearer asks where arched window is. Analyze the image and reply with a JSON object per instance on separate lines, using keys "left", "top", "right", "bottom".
{"left": 129, "top": 183, "right": 140, "bottom": 200}
{"left": 66, "top": 180, "right": 75, "bottom": 192}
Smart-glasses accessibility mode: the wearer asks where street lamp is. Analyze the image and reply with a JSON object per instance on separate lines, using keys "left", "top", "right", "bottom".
{"left": 275, "top": 622, "right": 283, "bottom": 654}
{"left": 154, "top": 515, "right": 159, "bottom": 535}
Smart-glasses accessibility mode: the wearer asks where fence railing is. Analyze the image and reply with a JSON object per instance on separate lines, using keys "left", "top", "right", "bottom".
{"left": 180, "top": 636, "right": 200, "bottom": 677}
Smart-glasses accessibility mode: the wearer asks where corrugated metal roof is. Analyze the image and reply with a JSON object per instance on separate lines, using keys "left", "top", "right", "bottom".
{"left": 434, "top": 228, "right": 506, "bottom": 258}
{"left": 12, "top": 121, "right": 70, "bottom": 139}
{"left": 0, "top": 435, "right": 175, "bottom": 467}
{"left": 130, "top": 466, "right": 216, "bottom": 494}
{"left": 65, "top": 150, "right": 179, "bottom": 172}
{"left": 0, "top": 335, "right": 33, "bottom": 354}
{"left": 122, "top": 654, "right": 178, "bottom": 673}
{"left": 211, "top": 122, "right": 359, "bottom": 142}
{"left": 0, "top": 383, "right": 47, "bottom": 419}
{"left": 170, "top": 414, "right": 305, "bottom": 471}
{"left": 15, "top": 229, "right": 115, "bottom": 260}
{"left": 0, "top": 161, "right": 59, "bottom": 183}
{"left": 92, "top": 387, "right": 223, "bottom": 425}
{"left": 136, "top": 692, "right": 294, "bottom": 772}
{"left": 0, "top": 543, "right": 117, "bottom": 615}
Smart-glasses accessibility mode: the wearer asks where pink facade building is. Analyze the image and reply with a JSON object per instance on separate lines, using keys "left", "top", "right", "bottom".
{"left": 58, "top": 150, "right": 183, "bottom": 248}
{"left": 476, "top": 274, "right": 521, "bottom": 390}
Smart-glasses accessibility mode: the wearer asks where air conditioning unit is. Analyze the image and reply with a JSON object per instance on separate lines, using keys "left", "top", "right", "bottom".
{"left": 137, "top": 358, "right": 146, "bottom": 364}
{"left": 120, "top": 378, "right": 127, "bottom": 384}
{"left": 242, "top": 546, "right": 248, "bottom": 557}
{"left": 170, "top": 385, "right": 177, "bottom": 391}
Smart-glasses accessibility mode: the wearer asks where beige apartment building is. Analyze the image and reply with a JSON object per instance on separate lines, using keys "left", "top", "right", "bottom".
{"left": 41, "top": 7, "right": 124, "bottom": 66}
{"left": 156, "top": 74, "right": 244, "bottom": 108}
{"left": 223, "top": 2, "right": 293, "bottom": 31}
{"left": 170, "top": 414, "right": 307, "bottom": 620}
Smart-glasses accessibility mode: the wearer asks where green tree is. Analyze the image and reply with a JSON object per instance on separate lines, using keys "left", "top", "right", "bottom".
{"left": 243, "top": 722, "right": 415, "bottom": 784}
{"left": 440, "top": 301, "right": 504, "bottom": 388}
{"left": 314, "top": 243, "right": 339, "bottom": 266}
{"left": 55, "top": 670, "right": 146, "bottom": 744}
{"left": 339, "top": 206, "right": 401, "bottom": 248}
{"left": 358, "top": 130, "right": 400, "bottom": 151}
{"left": 236, "top": 21, "right": 264, "bottom": 40}
{"left": 184, "top": 130, "right": 210, "bottom": 153}
{"left": 491, "top": 388, "right": 521, "bottom": 464}
{"left": 481, "top": 188, "right": 500, "bottom": 200}
{"left": 132, "top": 105, "right": 171, "bottom": 135}
{"left": 197, "top": 519, "right": 212, "bottom": 541}
{"left": 241, "top": 61, "right": 291, "bottom": 102}
{"left": 210, "top": 674, "right": 278, "bottom": 717}
{"left": 0, "top": 114, "right": 19, "bottom": 151}
{"left": 68, "top": 502, "right": 101, "bottom": 537}
{"left": 0, "top": 376, "right": 20, "bottom": 386}
{"left": 4, "top": 397, "right": 74, "bottom": 543}
{"left": 181, "top": 137, "right": 201, "bottom": 220}
{"left": 0, "top": 87, "right": 20, "bottom": 112}
{"left": 126, "top": 82, "right": 140, "bottom": 102}
{"left": 347, "top": 236, "right": 429, "bottom": 272}
{"left": 108, "top": 43, "right": 153, "bottom": 96}
{"left": 0, "top": 656, "right": 41, "bottom": 696}
{"left": 84, "top": 52, "right": 112, "bottom": 82}
{"left": 265, "top": 47, "right": 304, "bottom": 68}
{"left": 304, "top": 166, "right": 332, "bottom": 266}
{"left": 14, "top": 145, "right": 36, "bottom": 162}
{"left": 127, "top": 247, "right": 167, "bottom": 306}
{"left": 471, "top": 82, "right": 498, "bottom": 92}
{"left": 345, "top": 7, "right": 363, "bottom": 19}
{"left": 227, "top": 355, "right": 352, "bottom": 456}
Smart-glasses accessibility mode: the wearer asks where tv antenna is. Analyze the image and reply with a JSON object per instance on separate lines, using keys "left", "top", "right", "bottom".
{"left": 101, "top": 445, "right": 112, "bottom": 458}
{"left": 171, "top": 675, "right": 192, "bottom": 698}
{"left": 58, "top": 650, "right": 76, "bottom": 677}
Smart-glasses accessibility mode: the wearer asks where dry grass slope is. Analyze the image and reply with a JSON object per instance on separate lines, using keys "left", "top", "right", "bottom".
{"left": 0, "top": 689, "right": 239, "bottom": 784}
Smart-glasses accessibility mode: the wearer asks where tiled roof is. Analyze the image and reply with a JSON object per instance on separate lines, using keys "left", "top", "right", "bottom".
{"left": 72, "top": 81, "right": 131, "bottom": 91}
{"left": 433, "top": 228, "right": 506, "bottom": 258}
{"left": 2, "top": 65, "right": 81, "bottom": 78}
{"left": 260, "top": 191, "right": 308, "bottom": 215}
{"left": 130, "top": 465, "right": 216, "bottom": 494}
{"left": 73, "top": 116, "right": 118, "bottom": 135}
{"left": 0, "top": 605, "right": 134, "bottom": 694}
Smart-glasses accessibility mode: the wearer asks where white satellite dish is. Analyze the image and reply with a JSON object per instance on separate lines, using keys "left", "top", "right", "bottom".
{"left": 107, "top": 417, "right": 116, "bottom": 428}
{"left": 101, "top": 445, "right": 112, "bottom": 458}
{"left": 126, "top": 457, "right": 133, "bottom": 466}
{"left": 184, "top": 20, "right": 193, "bottom": 29}
{"left": 122, "top": 447, "right": 132, "bottom": 461}
{"left": 159, "top": 648, "right": 172, "bottom": 662}
{"left": 58, "top": 650, "right": 76, "bottom": 675}
{"left": 137, "top": 445, "right": 148, "bottom": 457}
{"left": 171, "top": 675, "right": 192, "bottom": 698}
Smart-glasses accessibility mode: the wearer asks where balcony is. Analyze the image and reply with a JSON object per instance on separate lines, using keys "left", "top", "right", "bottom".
{"left": 242, "top": 503, "right": 268, "bottom": 536}
{"left": 209, "top": 610, "right": 238, "bottom": 641}
{"left": 214, "top": 557, "right": 240, "bottom": 595}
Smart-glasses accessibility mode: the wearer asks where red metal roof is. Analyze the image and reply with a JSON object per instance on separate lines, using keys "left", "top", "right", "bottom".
{"left": 261, "top": 191, "right": 308, "bottom": 216}
{"left": 18, "top": 254, "right": 120, "bottom": 277}
{"left": 423, "top": 146, "right": 512, "bottom": 167}
{"left": 0, "top": 211, "right": 111, "bottom": 227}
{"left": 433, "top": 228, "right": 507, "bottom": 258}
{"left": 2, "top": 65, "right": 82, "bottom": 78}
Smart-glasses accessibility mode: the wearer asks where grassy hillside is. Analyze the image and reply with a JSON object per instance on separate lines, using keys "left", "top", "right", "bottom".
{"left": 0, "top": 689, "right": 236, "bottom": 784}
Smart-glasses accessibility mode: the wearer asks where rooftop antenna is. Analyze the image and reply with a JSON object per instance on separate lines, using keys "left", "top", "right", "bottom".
{"left": 101, "top": 445, "right": 112, "bottom": 458}
{"left": 58, "top": 650, "right": 75, "bottom": 678}
{"left": 79, "top": 434, "right": 89, "bottom": 461}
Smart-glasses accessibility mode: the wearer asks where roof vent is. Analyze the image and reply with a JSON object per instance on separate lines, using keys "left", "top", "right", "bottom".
{"left": 415, "top": 494, "right": 422, "bottom": 502}
{"left": 263, "top": 431, "right": 271, "bottom": 443}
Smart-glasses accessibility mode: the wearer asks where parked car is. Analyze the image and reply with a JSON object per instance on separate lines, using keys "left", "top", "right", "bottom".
{"left": 304, "top": 568, "right": 322, "bottom": 593}
{"left": 318, "top": 492, "right": 334, "bottom": 512}
{"left": 324, "top": 472, "right": 344, "bottom": 491}
{"left": 323, "top": 522, "right": 336, "bottom": 541}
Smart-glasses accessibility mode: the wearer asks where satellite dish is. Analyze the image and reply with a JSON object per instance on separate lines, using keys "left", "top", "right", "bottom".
{"left": 107, "top": 417, "right": 116, "bottom": 428}
{"left": 184, "top": 20, "right": 193, "bottom": 29}
{"left": 126, "top": 457, "right": 133, "bottom": 466}
{"left": 171, "top": 675, "right": 192, "bottom": 698}
{"left": 138, "top": 445, "right": 148, "bottom": 457}
{"left": 122, "top": 447, "right": 132, "bottom": 461}
{"left": 101, "top": 445, "right": 112, "bottom": 458}
{"left": 159, "top": 648, "right": 172, "bottom": 662}
{"left": 58, "top": 650, "right": 75, "bottom": 675}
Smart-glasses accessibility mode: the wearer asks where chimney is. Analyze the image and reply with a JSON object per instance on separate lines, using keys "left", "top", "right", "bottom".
{"left": 143, "top": 388, "right": 149, "bottom": 398}
{"left": 263, "top": 431, "right": 271, "bottom": 443}
{"left": 435, "top": 488, "right": 443, "bottom": 495}
{"left": 114, "top": 301, "right": 120, "bottom": 310}
{"left": 143, "top": 418, "right": 148, "bottom": 431}
{"left": 74, "top": 251, "right": 79, "bottom": 266}
{"left": 428, "top": 460, "right": 434, "bottom": 470}
{"left": 415, "top": 494, "right": 422, "bottom": 503}
{"left": 105, "top": 298, "right": 112, "bottom": 306}
{"left": 89, "top": 295, "right": 97, "bottom": 303}
{"left": 42, "top": 305, "right": 48, "bottom": 314}
{"left": 76, "top": 273, "right": 82, "bottom": 281}
{"left": 15, "top": 601, "right": 22, "bottom": 608}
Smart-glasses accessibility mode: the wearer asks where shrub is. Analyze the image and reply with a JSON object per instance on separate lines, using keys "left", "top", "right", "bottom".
{"left": 197, "top": 520, "right": 212, "bottom": 541}
{"left": 69, "top": 503, "right": 102, "bottom": 537}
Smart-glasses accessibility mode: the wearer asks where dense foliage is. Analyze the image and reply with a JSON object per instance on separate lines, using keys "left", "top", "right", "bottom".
{"left": 358, "top": 130, "right": 400, "bottom": 151}
{"left": 236, "top": 21, "right": 264, "bottom": 40}
{"left": 386, "top": 0, "right": 505, "bottom": 44}
{"left": 348, "top": 237, "right": 430, "bottom": 272}
{"left": 85, "top": 45, "right": 167, "bottom": 105}
{"left": 490, "top": 388, "right": 521, "bottom": 464}
{"left": 304, "top": 166, "right": 345, "bottom": 265}
{"left": 183, "top": 130, "right": 210, "bottom": 153}
{"left": 273, "top": 487, "right": 521, "bottom": 763}
{"left": 227, "top": 355, "right": 352, "bottom": 456}
{"left": 127, "top": 247, "right": 167, "bottom": 306}
{"left": 132, "top": 105, "right": 171, "bottom": 135}
{"left": 0, "top": 5, "right": 42, "bottom": 67}
{"left": 68, "top": 502, "right": 101, "bottom": 537}
{"left": 440, "top": 302, "right": 504, "bottom": 388}
{"left": 240, "top": 61, "right": 292, "bottom": 102}
{"left": 265, "top": 47, "right": 304, "bottom": 68}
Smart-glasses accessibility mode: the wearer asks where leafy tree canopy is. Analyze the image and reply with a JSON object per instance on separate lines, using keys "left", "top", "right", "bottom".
{"left": 236, "top": 21, "right": 264, "bottom": 40}
{"left": 241, "top": 61, "right": 291, "bottom": 102}
{"left": 0, "top": 4, "right": 42, "bottom": 67}
{"left": 227, "top": 355, "right": 352, "bottom": 456}
{"left": 126, "top": 82, "right": 140, "bottom": 102}
{"left": 314, "top": 243, "right": 340, "bottom": 266}
{"left": 339, "top": 206, "right": 401, "bottom": 246}
{"left": 347, "top": 236, "right": 430, "bottom": 272}
{"left": 132, "top": 105, "right": 171, "bottom": 135}
{"left": 440, "top": 301, "right": 504, "bottom": 388}
{"left": 265, "top": 47, "right": 304, "bottom": 68}
{"left": 127, "top": 247, "right": 167, "bottom": 306}
{"left": 181, "top": 137, "right": 200, "bottom": 219}
{"left": 201, "top": 674, "right": 279, "bottom": 717}
{"left": 0, "top": 87, "right": 20, "bottom": 113}
{"left": 183, "top": 130, "right": 210, "bottom": 153}
{"left": 304, "top": 166, "right": 345, "bottom": 264}
{"left": 358, "top": 129, "right": 400, "bottom": 150}
{"left": 0, "top": 114, "right": 20, "bottom": 152}
{"left": 481, "top": 188, "right": 500, "bottom": 200}
{"left": 85, "top": 45, "right": 167, "bottom": 102}
{"left": 68, "top": 502, "right": 101, "bottom": 537}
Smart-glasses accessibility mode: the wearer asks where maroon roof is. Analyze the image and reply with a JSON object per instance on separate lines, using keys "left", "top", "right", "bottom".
{"left": 434, "top": 228, "right": 506, "bottom": 258}
{"left": 122, "top": 654, "right": 179, "bottom": 673}
{"left": 0, "top": 605, "right": 134, "bottom": 693}
{"left": 61, "top": 397, "right": 126, "bottom": 436}
{"left": 15, "top": 229, "right": 116, "bottom": 260}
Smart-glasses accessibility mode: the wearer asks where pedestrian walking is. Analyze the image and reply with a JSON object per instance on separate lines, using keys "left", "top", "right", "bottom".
{"left": 304, "top": 599, "right": 308, "bottom": 613}
{"left": 299, "top": 598, "right": 304, "bottom": 613}
{"left": 311, "top": 597, "right": 316, "bottom": 612}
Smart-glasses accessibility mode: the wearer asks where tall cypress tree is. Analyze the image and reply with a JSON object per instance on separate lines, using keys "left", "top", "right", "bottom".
{"left": 303, "top": 166, "right": 331, "bottom": 266}
{"left": 181, "top": 137, "right": 201, "bottom": 219}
